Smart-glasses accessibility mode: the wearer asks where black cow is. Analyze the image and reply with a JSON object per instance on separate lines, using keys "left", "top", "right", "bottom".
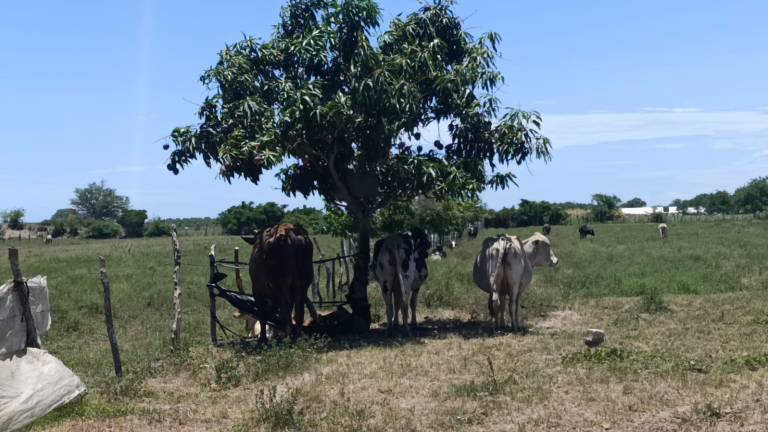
{"left": 542, "top": 224, "right": 552, "bottom": 235}
{"left": 579, "top": 224, "right": 595, "bottom": 240}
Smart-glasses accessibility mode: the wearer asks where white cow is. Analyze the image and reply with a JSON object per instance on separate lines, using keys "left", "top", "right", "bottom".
{"left": 658, "top": 223, "right": 669, "bottom": 240}
{"left": 473, "top": 232, "right": 558, "bottom": 331}
{"left": 372, "top": 229, "right": 431, "bottom": 333}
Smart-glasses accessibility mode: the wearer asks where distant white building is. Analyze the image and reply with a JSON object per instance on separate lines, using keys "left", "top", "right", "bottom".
{"left": 620, "top": 207, "right": 654, "bottom": 216}
{"left": 682, "top": 206, "right": 706, "bottom": 214}
{"left": 654, "top": 206, "right": 680, "bottom": 214}
{"left": 620, "top": 206, "right": 681, "bottom": 216}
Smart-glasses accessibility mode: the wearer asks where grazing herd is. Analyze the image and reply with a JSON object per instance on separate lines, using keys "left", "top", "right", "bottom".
{"left": 241, "top": 221, "right": 670, "bottom": 341}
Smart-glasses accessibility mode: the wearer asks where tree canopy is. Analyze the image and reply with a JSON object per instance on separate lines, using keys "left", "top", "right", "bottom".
{"left": 118, "top": 209, "right": 149, "bottom": 238}
{"left": 733, "top": 176, "right": 768, "bottom": 214}
{"left": 591, "top": 193, "right": 621, "bottom": 222}
{"left": 1, "top": 208, "right": 25, "bottom": 230}
{"left": 71, "top": 180, "right": 130, "bottom": 220}
{"left": 621, "top": 197, "right": 646, "bottom": 208}
{"left": 218, "top": 201, "right": 288, "bottom": 235}
{"left": 165, "top": 0, "right": 551, "bottom": 323}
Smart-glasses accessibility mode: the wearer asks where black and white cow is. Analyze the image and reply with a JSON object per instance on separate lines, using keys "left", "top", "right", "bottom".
{"left": 371, "top": 228, "right": 431, "bottom": 333}
{"left": 579, "top": 224, "right": 595, "bottom": 240}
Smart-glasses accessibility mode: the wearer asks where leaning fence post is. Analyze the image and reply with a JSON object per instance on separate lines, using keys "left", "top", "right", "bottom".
{"left": 207, "top": 244, "right": 218, "bottom": 346}
{"left": 98, "top": 256, "right": 123, "bottom": 378}
{"left": 8, "top": 247, "right": 40, "bottom": 349}
{"left": 170, "top": 225, "right": 182, "bottom": 351}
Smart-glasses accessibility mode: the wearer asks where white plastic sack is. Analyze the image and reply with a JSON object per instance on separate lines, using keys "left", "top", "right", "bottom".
{"left": 0, "top": 348, "right": 86, "bottom": 431}
{"left": 0, "top": 276, "right": 51, "bottom": 356}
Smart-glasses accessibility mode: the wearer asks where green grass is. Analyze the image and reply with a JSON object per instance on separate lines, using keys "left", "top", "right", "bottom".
{"left": 4, "top": 220, "right": 768, "bottom": 429}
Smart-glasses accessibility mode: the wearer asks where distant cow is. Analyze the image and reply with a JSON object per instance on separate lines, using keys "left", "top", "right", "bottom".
{"left": 473, "top": 232, "right": 558, "bottom": 331}
{"left": 372, "top": 229, "right": 431, "bottom": 333}
{"left": 467, "top": 224, "right": 479, "bottom": 239}
{"left": 44, "top": 235, "right": 53, "bottom": 244}
{"left": 449, "top": 240, "right": 457, "bottom": 249}
{"left": 542, "top": 224, "right": 551, "bottom": 235}
{"left": 430, "top": 244, "right": 447, "bottom": 260}
{"left": 242, "top": 223, "right": 316, "bottom": 342}
{"left": 658, "top": 223, "right": 669, "bottom": 240}
{"left": 579, "top": 225, "right": 595, "bottom": 240}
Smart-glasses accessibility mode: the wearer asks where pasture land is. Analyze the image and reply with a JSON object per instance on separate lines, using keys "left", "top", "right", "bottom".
{"left": 6, "top": 221, "right": 768, "bottom": 431}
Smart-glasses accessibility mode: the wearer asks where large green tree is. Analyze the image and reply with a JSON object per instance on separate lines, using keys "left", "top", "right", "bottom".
{"left": 118, "top": 209, "right": 149, "bottom": 238}
{"left": 591, "top": 193, "right": 621, "bottom": 222}
{"left": 733, "top": 177, "right": 768, "bottom": 214}
{"left": 71, "top": 180, "right": 130, "bottom": 220}
{"left": 166, "top": 0, "right": 551, "bottom": 323}
{"left": 218, "top": 201, "right": 287, "bottom": 235}
{"left": 2, "top": 208, "right": 25, "bottom": 230}
{"left": 621, "top": 197, "right": 646, "bottom": 208}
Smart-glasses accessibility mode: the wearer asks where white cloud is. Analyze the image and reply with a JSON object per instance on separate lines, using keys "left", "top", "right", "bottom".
{"left": 541, "top": 110, "right": 768, "bottom": 148}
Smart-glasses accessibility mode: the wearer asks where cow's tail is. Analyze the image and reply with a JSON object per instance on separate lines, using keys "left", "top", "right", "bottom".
{"left": 392, "top": 247, "right": 406, "bottom": 302}
{"left": 488, "top": 239, "right": 507, "bottom": 309}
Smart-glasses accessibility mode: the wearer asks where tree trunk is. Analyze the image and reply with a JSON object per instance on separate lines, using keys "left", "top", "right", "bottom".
{"left": 348, "top": 215, "right": 372, "bottom": 330}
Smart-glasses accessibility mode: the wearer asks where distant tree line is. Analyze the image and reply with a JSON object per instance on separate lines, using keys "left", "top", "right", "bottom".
{"left": 671, "top": 176, "right": 768, "bottom": 215}
{"left": 217, "top": 196, "right": 485, "bottom": 239}
{"left": 484, "top": 199, "right": 569, "bottom": 228}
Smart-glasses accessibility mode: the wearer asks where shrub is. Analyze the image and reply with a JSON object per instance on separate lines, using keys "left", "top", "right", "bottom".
{"left": 649, "top": 212, "right": 665, "bottom": 223}
{"left": 84, "top": 220, "right": 123, "bottom": 239}
{"left": 144, "top": 218, "right": 172, "bottom": 237}
{"left": 117, "top": 209, "right": 148, "bottom": 238}
{"left": 2, "top": 208, "right": 25, "bottom": 230}
{"left": 219, "top": 201, "right": 286, "bottom": 235}
{"left": 51, "top": 221, "right": 67, "bottom": 238}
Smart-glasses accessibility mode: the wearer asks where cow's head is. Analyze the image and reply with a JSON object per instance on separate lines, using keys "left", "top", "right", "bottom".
{"left": 408, "top": 227, "right": 431, "bottom": 256}
{"left": 524, "top": 232, "right": 559, "bottom": 267}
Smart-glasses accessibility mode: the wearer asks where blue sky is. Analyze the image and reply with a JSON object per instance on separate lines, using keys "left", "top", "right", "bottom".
{"left": 2, "top": 1, "right": 767, "bottom": 221}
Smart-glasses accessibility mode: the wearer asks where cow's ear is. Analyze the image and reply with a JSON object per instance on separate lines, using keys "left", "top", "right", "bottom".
{"left": 241, "top": 236, "right": 257, "bottom": 245}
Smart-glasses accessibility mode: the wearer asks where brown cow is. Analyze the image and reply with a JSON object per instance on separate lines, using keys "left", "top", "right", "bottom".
{"left": 242, "top": 223, "right": 315, "bottom": 342}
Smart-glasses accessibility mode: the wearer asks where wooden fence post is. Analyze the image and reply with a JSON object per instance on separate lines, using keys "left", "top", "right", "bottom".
{"left": 98, "top": 256, "right": 123, "bottom": 378}
{"left": 207, "top": 244, "right": 218, "bottom": 346}
{"left": 8, "top": 247, "right": 40, "bottom": 349}
{"left": 170, "top": 225, "right": 182, "bottom": 351}
{"left": 234, "top": 247, "right": 244, "bottom": 294}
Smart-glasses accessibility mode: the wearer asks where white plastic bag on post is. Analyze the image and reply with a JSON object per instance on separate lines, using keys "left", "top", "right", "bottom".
{"left": 0, "top": 276, "right": 86, "bottom": 431}
{"left": 0, "top": 275, "right": 51, "bottom": 355}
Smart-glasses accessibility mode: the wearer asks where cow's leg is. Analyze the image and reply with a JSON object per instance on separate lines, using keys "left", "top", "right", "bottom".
{"left": 498, "top": 293, "right": 506, "bottom": 328}
{"left": 490, "top": 291, "right": 502, "bottom": 328}
{"left": 382, "top": 281, "right": 395, "bottom": 333}
{"left": 512, "top": 283, "right": 524, "bottom": 333}
{"left": 258, "top": 318, "right": 268, "bottom": 344}
{"left": 409, "top": 287, "right": 420, "bottom": 328}
{"left": 508, "top": 287, "right": 517, "bottom": 332}
{"left": 292, "top": 283, "right": 306, "bottom": 339}
{"left": 393, "top": 286, "right": 404, "bottom": 329}
{"left": 400, "top": 290, "right": 411, "bottom": 336}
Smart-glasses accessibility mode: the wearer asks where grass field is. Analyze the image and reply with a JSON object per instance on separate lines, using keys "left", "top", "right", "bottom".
{"left": 5, "top": 221, "right": 768, "bottom": 431}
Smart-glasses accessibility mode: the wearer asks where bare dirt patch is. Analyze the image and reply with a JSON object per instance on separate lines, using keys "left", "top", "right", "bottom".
{"left": 535, "top": 309, "right": 582, "bottom": 331}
